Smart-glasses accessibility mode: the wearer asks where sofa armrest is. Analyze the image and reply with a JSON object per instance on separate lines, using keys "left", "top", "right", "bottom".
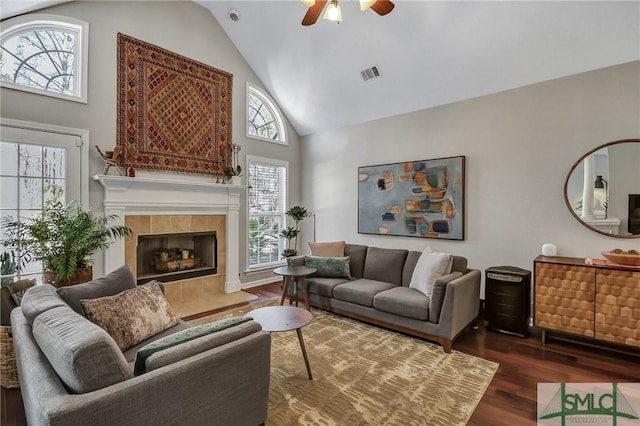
{"left": 436, "top": 269, "right": 481, "bottom": 340}
{"left": 11, "top": 308, "right": 271, "bottom": 426}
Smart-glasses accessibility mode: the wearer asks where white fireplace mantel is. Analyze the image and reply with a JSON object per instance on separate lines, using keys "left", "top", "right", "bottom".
{"left": 93, "top": 174, "right": 245, "bottom": 293}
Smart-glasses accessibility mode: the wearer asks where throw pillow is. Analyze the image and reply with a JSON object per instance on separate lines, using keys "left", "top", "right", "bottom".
{"left": 305, "top": 256, "right": 351, "bottom": 279}
{"left": 7, "top": 278, "right": 37, "bottom": 306}
{"left": 57, "top": 265, "right": 137, "bottom": 315}
{"left": 409, "top": 247, "right": 453, "bottom": 298}
{"left": 134, "top": 316, "right": 253, "bottom": 376}
{"left": 308, "top": 241, "right": 345, "bottom": 257}
{"left": 81, "top": 281, "right": 178, "bottom": 351}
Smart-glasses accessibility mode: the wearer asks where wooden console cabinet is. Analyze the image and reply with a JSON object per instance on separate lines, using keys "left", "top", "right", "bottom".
{"left": 534, "top": 255, "right": 640, "bottom": 349}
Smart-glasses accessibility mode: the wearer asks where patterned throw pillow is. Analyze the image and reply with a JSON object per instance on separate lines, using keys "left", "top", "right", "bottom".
{"left": 305, "top": 256, "right": 351, "bottom": 279}
{"left": 7, "top": 279, "right": 37, "bottom": 306}
{"left": 81, "top": 281, "right": 178, "bottom": 351}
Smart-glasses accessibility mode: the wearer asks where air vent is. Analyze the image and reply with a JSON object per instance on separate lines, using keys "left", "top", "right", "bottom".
{"left": 360, "top": 66, "right": 381, "bottom": 81}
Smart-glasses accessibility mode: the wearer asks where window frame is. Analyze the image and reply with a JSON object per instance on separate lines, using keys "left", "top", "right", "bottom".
{"left": 246, "top": 155, "right": 289, "bottom": 271}
{"left": 0, "top": 14, "right": 89, "bottom": 103}
{"left": 246, "top": 82, "right": 287, "bottom": 146}
{"left": 0, "top": 118, "right": 89, "bottom": 281}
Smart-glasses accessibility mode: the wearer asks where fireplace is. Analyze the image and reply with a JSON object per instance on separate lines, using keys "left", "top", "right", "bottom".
{"left": 94, "top": 174, "right": 244, "bottom": 293}
{"left": 136, "top": 231, "right": 217, "bottom": 285}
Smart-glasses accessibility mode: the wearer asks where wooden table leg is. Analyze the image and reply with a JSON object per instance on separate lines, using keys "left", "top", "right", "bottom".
{"left": 280, "top": 276, "right": 292, "bottom": 306}
{"left": 299, "top": 277, "right": 311, "bottom": 311}
{"left": 296, "top": 328, "right": 313, "bottom": 380}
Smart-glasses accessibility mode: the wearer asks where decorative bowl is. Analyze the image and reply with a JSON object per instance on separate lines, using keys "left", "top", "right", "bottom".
{"left": 601, "top": 251, "right": 640, "bottom": 266}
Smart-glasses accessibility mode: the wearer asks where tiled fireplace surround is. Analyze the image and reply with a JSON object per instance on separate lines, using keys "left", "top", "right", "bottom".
{"left": 94, "top": 175, "right": 244, "bottom": 308}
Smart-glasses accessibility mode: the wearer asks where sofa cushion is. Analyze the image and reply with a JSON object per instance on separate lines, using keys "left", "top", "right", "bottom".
{"left": 308, "top": 241, "right": 345, "bottom": 257}
{"left": 333, "top": 279, "right": 396, "bottom": 307}
{"left": 409, "top": 248, "right": 453, "bottom": 298}
{"left": 57, "top": 265, "right": 136, "bottom": 315}
{"left": 81, "top": 281, "right": 178, "bottom": 351}
{"left": 305, "top": 277, "right": 350, "bottom": 297}
{"left": 373, "top": 286, "right": 429, "bottom": 321}
{"left": 451, "top": 256, "right": 468, "bottom": 274}
{"left": 21, "top": 284, "right": 69, "bottom": 325}
{"left": 134, "top": 317, "right": 254, "bottom": 375}
{"left": 402, "top": 251, "right": 422, "bottom": 286}
{"left": 32, "top": 305, "right": 132, "bottom": 394}
{"left": 429, "top": 272, "right": 463, "bottom": 323}
{"left": 363, "top": 247, "right": 408, "bottom": 285}
{"left": 344, "top": 244, "right": 368, "bottom": 279}
{"left": 122, "top": 321, "right": 193, "bottom": 362}
{"left": 305, "top": 256, "right": 351, "bottom": 279}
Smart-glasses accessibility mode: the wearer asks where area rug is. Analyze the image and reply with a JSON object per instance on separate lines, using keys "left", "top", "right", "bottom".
{"left": 117, "top": 33, "right": 233, "bottom": 176}
{"left": 192, "top": 298, "right": 498, "bottom": 425}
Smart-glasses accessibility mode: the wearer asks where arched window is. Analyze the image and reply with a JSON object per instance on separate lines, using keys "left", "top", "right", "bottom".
{"left": 0, "top": 15, "right": 89, "bottom": 103}
{"left": 247, "top": 82, "right": 287, "bottom": 145}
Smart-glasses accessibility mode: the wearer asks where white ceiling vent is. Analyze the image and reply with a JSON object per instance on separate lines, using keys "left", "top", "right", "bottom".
{"left": 361, "top": 66, "right": 381, "bottom": 82}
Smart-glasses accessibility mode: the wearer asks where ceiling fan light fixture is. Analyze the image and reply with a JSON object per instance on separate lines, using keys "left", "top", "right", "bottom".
{"left": 323, "top": 0, "right": 343, "bottom": 22}
{"left": 359, "top": 0, "right": 376, "bottom": 11}
{"left": 300, "top": 0, "right": 315, "bottom": 7}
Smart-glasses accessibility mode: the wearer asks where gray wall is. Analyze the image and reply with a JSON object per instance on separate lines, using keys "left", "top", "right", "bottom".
{"left": 301, "top": 61, "right": 640, "bottom": 297}
{"left": 0, "top": 1, "right": 302, "bottom": 285}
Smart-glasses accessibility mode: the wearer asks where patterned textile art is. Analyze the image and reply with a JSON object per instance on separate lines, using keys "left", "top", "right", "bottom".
{"left": 192, "top": 298, "right": 498, "bottom": 426}
{"left": 117, "top": 33, "right": 232, "bottom": 176}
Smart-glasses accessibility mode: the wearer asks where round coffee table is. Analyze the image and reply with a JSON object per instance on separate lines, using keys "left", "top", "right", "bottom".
{"left": 247, "top": 306, "right": 313, "bottom": 380}
{"left": 273, "top": 265, "right": 317, "bottom": 311}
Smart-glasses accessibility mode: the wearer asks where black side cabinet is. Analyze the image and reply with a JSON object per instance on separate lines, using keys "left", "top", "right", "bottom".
{"left": 485, "top": 266, "right": 531, "bottom": 338}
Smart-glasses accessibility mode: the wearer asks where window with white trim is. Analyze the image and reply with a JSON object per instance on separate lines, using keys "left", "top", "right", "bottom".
{"left": 247, "top": 156, "right": 288, "bottom": 269}
{"left": 0, "top": 123, "right": 84, "bottom": 282}
{"left": 0, "top": 14, "right": 89, "bottom": 103}
{"left": 247, "top": 82, "right": 287, "bottom": 145}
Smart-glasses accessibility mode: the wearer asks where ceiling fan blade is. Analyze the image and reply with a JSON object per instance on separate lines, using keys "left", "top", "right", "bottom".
{"left": 302, "top": 0, "right": 328, "bottom": 26}
{"left": 370, "top": 0, "right": 394, "bottom": 16}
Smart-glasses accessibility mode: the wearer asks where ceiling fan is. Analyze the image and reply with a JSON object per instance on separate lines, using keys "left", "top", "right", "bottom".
{"left": 301, "top": 0, "right": 395, "bottom": 26}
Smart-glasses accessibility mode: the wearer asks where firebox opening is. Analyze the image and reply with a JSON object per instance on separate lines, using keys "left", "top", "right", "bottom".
{"left": 136, "top": 231, "right": 217, "bottom": 285}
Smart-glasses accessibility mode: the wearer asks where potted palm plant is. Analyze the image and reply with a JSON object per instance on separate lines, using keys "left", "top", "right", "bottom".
{"left": 1, "top": 201, "right": 131, "bottom": 287}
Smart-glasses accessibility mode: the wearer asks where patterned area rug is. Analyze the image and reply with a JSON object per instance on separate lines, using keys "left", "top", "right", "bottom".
{"left": 117, "top": 33, "right": 233, "bottom": 176}
{"left": 192, "top": 299, "right": 498, "bottom": 425}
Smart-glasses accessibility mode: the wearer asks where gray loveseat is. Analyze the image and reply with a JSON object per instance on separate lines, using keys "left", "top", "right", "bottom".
{"left": 10, "top": 268, "right": 271, "bottom": 426}
{"left": 290, "top": 243, "right": 480, "bottom": 353}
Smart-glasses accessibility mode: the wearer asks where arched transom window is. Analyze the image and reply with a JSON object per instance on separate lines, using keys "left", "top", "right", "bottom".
{"left": 247, "top": 82, "right": 287, "bottom": 145}
{"left": 0, "top": 15, "right": 89, "bottom": 103}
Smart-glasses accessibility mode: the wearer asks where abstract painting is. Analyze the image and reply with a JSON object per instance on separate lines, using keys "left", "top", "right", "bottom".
{"left": 358, "top": 156, "right": 465, "bottom": 240}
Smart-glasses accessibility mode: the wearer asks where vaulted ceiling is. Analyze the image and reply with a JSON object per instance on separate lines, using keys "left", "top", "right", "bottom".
{"left": 3, "top": 1, "right": 639, "bottom": 136}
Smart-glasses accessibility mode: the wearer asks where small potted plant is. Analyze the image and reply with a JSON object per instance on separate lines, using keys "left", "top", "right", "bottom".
{"left": 1, "top": 201, "right": 132, "bottom": 287}
{"left": 224, "top": 143, "right": 242, "bottom": 185}
{"left": 280, "top": 206, "right": 310, "bottom": 259}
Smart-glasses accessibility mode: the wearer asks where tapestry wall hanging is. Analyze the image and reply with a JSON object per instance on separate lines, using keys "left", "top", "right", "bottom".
{"left": 117, "top": 33, "right": 232, "bottom": 176}
{"left": 358, "top": 156, "right": 465, "bottom": 240}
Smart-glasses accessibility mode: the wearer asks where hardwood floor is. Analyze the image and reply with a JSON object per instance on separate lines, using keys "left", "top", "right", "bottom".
{"left": 2, "top": 281, "right": 638, "bottom": 426}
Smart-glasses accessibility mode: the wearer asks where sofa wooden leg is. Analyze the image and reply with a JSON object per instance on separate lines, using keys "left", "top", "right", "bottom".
{"left": 442, "top": 339, "right": 453, "bottom": 354}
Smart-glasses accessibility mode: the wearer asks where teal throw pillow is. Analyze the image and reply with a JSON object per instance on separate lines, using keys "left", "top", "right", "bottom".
{"left": 134, "top": 316, "right": 252, "bottom": 376}
{"left": 305, "top": 256, "right": 351, "bottom": 279}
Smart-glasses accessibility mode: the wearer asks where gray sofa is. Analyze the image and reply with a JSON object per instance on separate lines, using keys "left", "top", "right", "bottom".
{"left": 11, "top": 277, "right": 271, "bottom": 426}
{"left": 290, "top": 243, "right": 481, "bottom": 353}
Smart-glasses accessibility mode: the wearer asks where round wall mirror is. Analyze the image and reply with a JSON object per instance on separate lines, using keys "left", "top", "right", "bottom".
{"left": 564, "top": 139, "right": 640, "bottom": 238}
